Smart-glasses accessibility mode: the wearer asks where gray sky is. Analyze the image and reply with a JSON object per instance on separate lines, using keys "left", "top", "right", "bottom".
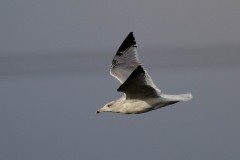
{"left": 0, "top": 1, "right": 240, "bottom": 160}
{"left": 1, "top": 0, "right": 240, "bottom": 54}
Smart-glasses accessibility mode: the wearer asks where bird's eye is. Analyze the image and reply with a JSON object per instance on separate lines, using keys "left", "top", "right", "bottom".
{"left": 107, "top": 104, "right": 111, "bottom": 107}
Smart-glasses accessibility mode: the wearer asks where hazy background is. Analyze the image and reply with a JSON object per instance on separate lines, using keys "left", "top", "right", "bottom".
{"left": 0, "top": 0, "right": 240, "bottom": 160}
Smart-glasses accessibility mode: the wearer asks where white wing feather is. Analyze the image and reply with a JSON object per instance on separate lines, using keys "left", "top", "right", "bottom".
{"left": 110, "top": 32, "right": 161, "bottom": 94}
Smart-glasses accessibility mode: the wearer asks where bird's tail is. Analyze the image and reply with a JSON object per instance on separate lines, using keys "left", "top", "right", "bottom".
{"left": 161, "top": 93, "right": 193, "bottom": 101}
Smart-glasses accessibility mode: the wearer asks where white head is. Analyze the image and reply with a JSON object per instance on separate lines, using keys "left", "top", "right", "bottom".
{"left": 96, "top": 100, "right": 122, "bottom": 114}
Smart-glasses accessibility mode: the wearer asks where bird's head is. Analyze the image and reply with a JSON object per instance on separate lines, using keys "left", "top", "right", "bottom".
{"left": 96, "top": 100, "right": 120, "bottom": 114}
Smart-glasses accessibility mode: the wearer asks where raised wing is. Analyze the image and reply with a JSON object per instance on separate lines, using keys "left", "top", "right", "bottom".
{"left": 110, "top": 32, "right": 161, "bottom": 94}
{"left": 117, "top": 65, "right": 160, "bottom": 99}
{"left": 110, "top": 32, "right": 140, "bottom": 83}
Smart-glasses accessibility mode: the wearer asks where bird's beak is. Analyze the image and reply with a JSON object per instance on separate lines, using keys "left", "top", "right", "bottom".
{"left": 96, "top": 108, "right": 103, "bottom": 114}
{"left": 96, "top": 105, "right": 110, "bottom": 114}
{"left": 96, "top": 110, "right": 101, "bottom": 114}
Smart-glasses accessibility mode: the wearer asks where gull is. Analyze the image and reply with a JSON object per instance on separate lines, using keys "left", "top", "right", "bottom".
{"left": 96, "top": 32, "right": 192, "bottom": 114}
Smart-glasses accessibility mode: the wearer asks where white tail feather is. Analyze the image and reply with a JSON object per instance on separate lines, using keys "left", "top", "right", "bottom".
{"left": 161, "top": 93, "right": 193, "bottom": 101}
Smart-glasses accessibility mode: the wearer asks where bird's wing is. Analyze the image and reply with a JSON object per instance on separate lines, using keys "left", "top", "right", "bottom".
{"left": 117, "top": 65, "right": 160, "bottom": 99}
{"left": 110, "top": 32, "right": 140, "bottom": 83}
{"left": 110, "top": 32, "right": 161, "bottom": 94}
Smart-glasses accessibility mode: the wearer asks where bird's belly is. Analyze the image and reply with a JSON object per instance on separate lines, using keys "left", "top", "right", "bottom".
{"left": 122, "top": 99, "right": 157, "bottom": 114}
{"left": 121, "top": 97, "right": 175, "bottom": 114}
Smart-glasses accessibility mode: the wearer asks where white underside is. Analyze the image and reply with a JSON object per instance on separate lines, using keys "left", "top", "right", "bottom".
{"left": 119, "top": 93, "right": 192, "bottom": 114}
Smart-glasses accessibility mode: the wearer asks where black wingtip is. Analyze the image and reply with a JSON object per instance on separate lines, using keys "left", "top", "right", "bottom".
{"left": 130, "top": 65, "right": 145, "bottom": 79}
{"left": 117, "top": 65, "right": 145, "bottom": 92}
{"left": 123, "top": 65, "right": 145, "bottom": 83}
{"left": 116, "top": 32, "right": 137, "bottom": 56}
{"left": 128, "top": 32, "right": 134, "bottom": 38}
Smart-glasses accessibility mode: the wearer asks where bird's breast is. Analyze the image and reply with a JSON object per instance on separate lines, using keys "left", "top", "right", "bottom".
{"left": 121, "top": 98, "right": 160, "bottom": 114}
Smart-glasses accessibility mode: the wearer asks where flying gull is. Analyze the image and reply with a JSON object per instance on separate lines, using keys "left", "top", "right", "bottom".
{"left": 96, "top": 32, "right": 192, "bottom": 114}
